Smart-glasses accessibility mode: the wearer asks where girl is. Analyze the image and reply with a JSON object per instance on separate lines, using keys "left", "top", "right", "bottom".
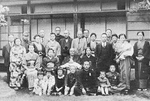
{"left": 97, "top": 71, "right": 110, "bottom": 96}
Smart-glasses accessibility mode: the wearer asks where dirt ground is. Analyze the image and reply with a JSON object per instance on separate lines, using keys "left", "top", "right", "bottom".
{"left": 0, "top": 73, "right": 150, "bottom": 101}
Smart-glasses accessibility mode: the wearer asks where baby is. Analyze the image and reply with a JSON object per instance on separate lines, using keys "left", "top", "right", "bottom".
{"left": 97, "top": 71, "right": 110, "bottom": 96}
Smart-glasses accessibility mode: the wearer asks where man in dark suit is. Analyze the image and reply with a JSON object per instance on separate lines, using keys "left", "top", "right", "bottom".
{"left": 95, "top": 33, "right": 113, "bottom": 76}
{"left": 55, "top": 27, "right": 64, "bottom": 43}
{"left": 2, "top": 34, "right": 14, "bottom": 84}
{"left": 59, "top": 30, "right": 72, "bottom": 65}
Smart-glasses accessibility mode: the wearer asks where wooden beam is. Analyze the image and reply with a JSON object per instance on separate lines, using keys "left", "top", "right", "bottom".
{"left": 80, "top": 14, "right": 85, "bottom": 32}
{"left": 29, "top": 16, "right": 32, "bottom": 41}
{"left": 7, "top": 16, "right": 11, "bottom": 35}
{"left": 73, "top": 13, "right": 78, "bottom": 38}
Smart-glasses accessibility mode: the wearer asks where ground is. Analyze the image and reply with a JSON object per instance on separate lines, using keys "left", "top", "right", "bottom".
{"left": 0, "top": 72, "right": 150, "bottom": 101}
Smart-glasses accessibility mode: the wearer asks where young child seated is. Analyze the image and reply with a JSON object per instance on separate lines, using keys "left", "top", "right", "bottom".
{"left": 33, "top": 71, "right": 44, "bottom": 96}
{"left": 97, "top": 71, "right": 110, "bottom": 96}
{"left": 64, "top": 66, "right": 77, "bottom": 96}
{"left": 52, "top": 68, "right": 66, "bottom": 95}
{"left": 106, "top": 65, "right": 119, "bottom": 88}
{"left": 43, "top": 63, "right": 55, "bottom": 95}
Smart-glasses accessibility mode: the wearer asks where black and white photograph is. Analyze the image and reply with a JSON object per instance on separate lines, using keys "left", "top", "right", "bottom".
{"left": 0, "top": 0, "right": 150, "bottom": 101}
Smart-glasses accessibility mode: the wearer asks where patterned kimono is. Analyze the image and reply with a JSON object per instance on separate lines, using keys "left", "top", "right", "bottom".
{"left": 87, "top": 41, "right": 97, "bottom": 57}
{"left": 45, "top": 40, "right": 61, "bottom": 56}
{"left": 115, "top": 41, "right": 133, "bottom": 89}
{"left": 33, "top": 78, "right": 45, "bottom": 96}
{"left": 24, "top": 52, "right": 40, "bottom": 89}
{"left": 43, "top": 74, "right": 55, "bottom": 95}
{"left": 9, "top": 45, "right": 26, "bottom": 88}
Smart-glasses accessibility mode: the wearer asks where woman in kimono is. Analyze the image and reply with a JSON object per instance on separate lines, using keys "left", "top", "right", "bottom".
{"left": 9, "top": 38, "right": 26, "bottom": 90}
{"left": 115, "top": 34, "right": 133, "bottom": 94}
{"left": 23, "top": 44, "right": 40, "bottom": 91}
{"left": 87, "top": 33, "right": 98, "bottom": 57}
{"left": 133, "top": 32, "right": 150, "bottom": 91}
{"left": 33, "top": 34, "right": 46, "bottom": 64}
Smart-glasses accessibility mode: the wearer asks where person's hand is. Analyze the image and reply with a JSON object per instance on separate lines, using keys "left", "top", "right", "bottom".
{"left": 64, "top": 86, "right": 69, "bottom": 95}
{"left": 82, "top": 88, "right": 86, "bottom": 95}
{"left": 97, "top": 86, "right": 101, "bottom": 92}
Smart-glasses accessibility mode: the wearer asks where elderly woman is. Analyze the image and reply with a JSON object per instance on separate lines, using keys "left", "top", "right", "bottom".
{"left": 133, "top": 32, "right": 150, "bottom": 91}
{"left": 23, "top": 44, "right": 40, "bottom": 91}
{"left": 9, "top": 38, "right": 26, "bottom": 90}
{"left": 115, "top": 34, "right": 133, "bottom": 94}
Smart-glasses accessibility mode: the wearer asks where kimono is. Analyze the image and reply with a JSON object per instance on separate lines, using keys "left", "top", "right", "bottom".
{"left": 115, "top": 41, "right": 133, "bottom": 89}
{"left": 87, "top": 41, "right": 97, "bottom": 57}
{"left": 45, "top": 40, "right": 61, "bottom": 56}
{"left": 9, "top": 45, "right": 26, "bottom": 88}
{"left": 24, "top": 52, "right": 40, "bottom": 89}
{"left": 133, "top": 41, "right": 150, "bottom": 89}
{"left": 33, "top": 78, "right": 45, "bottom": 96}
{"left": 71, "top": 38, "right": 87, "bottom": 56}
{"left": 33, "top": 42, "right": 46, "bottom": 64}
{"left": 64, "top": 72, "right": 78, "bottom": 95}
{"left": 43, "top": 73, "right": 55, "bottom": 95}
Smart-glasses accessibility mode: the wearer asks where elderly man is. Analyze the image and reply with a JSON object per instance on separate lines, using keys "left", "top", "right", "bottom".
{"left": 59, "top": 30, "right": 73, "bottom": 65}
{"left": 62, "top": 48, "right": 80, "bottom": 65}
{"left": 22, "top": 32, "right": 30, "bottom": 52}
{"left": 38, "top": 29, "right": 48, "bottom": 46}
{"left": 106, "top": 29, "right": 112, "bottom": 43}
{"left": 83, "top": 29, "right": 90, "bottom": 44}
{"left": 71, "top": 31, "right": 87, "bottom": 57}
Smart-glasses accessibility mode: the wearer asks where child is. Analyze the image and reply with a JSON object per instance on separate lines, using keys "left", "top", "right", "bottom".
{"left": 52, "top": 68, "right": 65, "bottom": 95}
{"left": 97, "top": 71, "right": 110, "bottom": 96}
{"left": 43, "top": 62, "right": 55, "bottom": 95}
{"left": 33, "top": 71, "right": 44, "bottom": 96}
{"left": 106, "top": 65, "right": 119, "bottom": 88}
{"left": 64, "top": 66, "right": 77, "bottom": 95}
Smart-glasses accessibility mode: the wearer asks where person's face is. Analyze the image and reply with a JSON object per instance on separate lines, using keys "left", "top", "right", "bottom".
{"left": 112, "top": 36, "right": 118, "bottom": 43}
{"left": 15, "top": 39, "right": 21, "bottom": 46}
{"left": 77, "top": 32, "right": 83, "bottom": 39}
{"left": 106, "top": 30, "right": 112, "bottom": 37}
{"left": 137, "top": 32, "right": 144, "bottom": 41}
{"left": 83, "top": 62, "right": 90, "bottom": 71}
{"left": 57, "top": 69, "right": 63, "bottom": 76}
{"left": 38, "top": 75, "right": 43, "bottom": 80}
{"left": 48, "top": 50, "right": 54, "bottom": 57}
{"left": 64, "top": 31, "right": 69, "bottom": 38}
{"left": 29, "top": 45, "right": 34, "bottom": 52}
{"left": 86, "top": 48, "right": 91, "bottom": 56}
{"left": 55, "top": 28, "right": 61, "bottom": 35}
{"left": 110, "top": 65, "right": 116, "bottom": 72}
{"left": 39, "top": 30, "right": 45, "bottom": 38}
{"left": 70, "top": 67, "right": 76, "bottom": 74}
{"left": 35, "top": 36, "right": 41, "bottom": 43}
{"left": 50, "top": 34, "right": 56, "bottom": 41}
{"left": 90, "top": 35, "right": 96, "bottom": 41}
{"left": 69, "top": 49, "right": 75, "bottom": 56}
{"left": 8, "top": 35, "right": 14, "bottom": 42}
{"left": 119, "top": 35, "right": 126, "bottom": 42}
{"left": 84, "top": 31, "right": 89, "bottom": 38}
{"left": 101, "top": 34, "right": 107, "bottom": 42}
{"left": 100, "top": 72, "right": 106, "bottom": 78}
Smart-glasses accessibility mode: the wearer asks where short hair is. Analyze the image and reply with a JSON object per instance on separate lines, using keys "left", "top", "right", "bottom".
{"left": 112, "top": 34, "right": 118, "bottom": 38}
{"left": 33, "top": 34, "right": 41, "bottom": 39}
{"left": 137, "top": 31, "right": 144, "bottom": 36}
{"left": 101, "top": 33, "right": 107, "bottom": 36}
{"left": 55, "top": 27, "right": 61, "bottom": 30}
{"left": 8, "top": 34, "right": 14, "bottom": 37}
{"left": 84, "top": 29, "right": 89, "bottom": 33}
{"left": 47, "top": 48, "right": 55, "bottom": 53}
{"left": 106, "top": 29, "right": 112, "bottom": 33}
{"left": 119, "top": 34, "right": 127, "bottom": 39}
{"left": 90, "top": 33, "right": 97, "bottom": 38}
{"left": 100, "top": 71, "right": 106, "bottom": 74}
{"left": 50, "top": 33, "right": 56, "bottom": 36}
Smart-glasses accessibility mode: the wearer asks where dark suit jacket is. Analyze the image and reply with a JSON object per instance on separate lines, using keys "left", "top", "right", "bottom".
{"left": 95, "top": 42, "right": 113, "bottom": 65}
{"left": 33, "top": 43, "right": 46, "bottom": 57}
{"left": 59, "top": 37, "right": 72, "bottom": 57}
{"left": 2, "top": 43, "right": 11, "bottom": 67}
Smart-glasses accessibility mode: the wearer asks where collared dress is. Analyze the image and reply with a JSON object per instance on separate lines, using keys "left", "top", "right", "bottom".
{"left": 24, "top": 52, "right": 40, "bottom": 89}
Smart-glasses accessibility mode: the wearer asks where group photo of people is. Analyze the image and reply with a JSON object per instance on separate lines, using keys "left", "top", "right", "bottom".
{"left": 2, "top": 27, "right": 150, "bottom": 96}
